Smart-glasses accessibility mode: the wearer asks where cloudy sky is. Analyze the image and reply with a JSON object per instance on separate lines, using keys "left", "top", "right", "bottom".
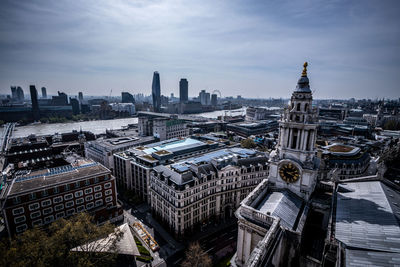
{"left": 0, "top": 0, "right": 399, "bottom": 99}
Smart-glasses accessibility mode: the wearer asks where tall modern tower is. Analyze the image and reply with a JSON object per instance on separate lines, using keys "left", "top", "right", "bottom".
{"left": 152, "top": 71, "right": 161, "bottom": 112}
{"left": 16, "top": 86, "right": 24, "bottom": 102}
{"left": 179, "top": 78, "right": 188, "bottom": 103}
{"left": 30, "top": 85, "right": 40, "bottom": 121}
{"left": 11, "top": 86, "right": 17, "bottom": 99}
{"left": 41, "top": 87, "right": 47, "bottom": 99}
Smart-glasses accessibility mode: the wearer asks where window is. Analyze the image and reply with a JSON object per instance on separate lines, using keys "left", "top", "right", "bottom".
{"left": 43, "top": 207, "right": 53, "bottom": 215}
{"left": 76, "top": 205, "right": 85, "bottom": 212}
{"left": 95, "top": 199, "right": 103, "bottom": 207}
{"left": 64, "top": 193, "right": 73, "bottom": 200}
{"left": 85, "top": 195, "right": 93, "bottom": 202}
{"left": 94, "top": 192, "right": 102, "bottom": 199}
{"left": 30, "top": 210, "right": 41, "bottom": 219}
{"left": 105, "top": 189, "right": 112, "bottom": 196}
{"left": 84, "top": 188, "right": 93, "bottom": 194}
{"left": 76, "top": 198, "right": 84, "bottom": 205}
{"left": 29, "top": 203, "right": 40, "bottom": 211}
{"left": 105, "top": 196, "right": 113, "bottom": 203}
{"left": 12, "top": 207, "right": 24, "bottom": 216}
{"left": 94, "top": 185, "right": 101, "bottom": 192}
{"left": 41, "top": 199, "right": 52, "bottom": 207}
{"left": 86, "top": 202, "right": 94, "bottom": 210}
{"left": 66, "top": 209, "right": 75, "bottom": 216}
{"left": 85, "top": 180, "right": 90, "bottom": 186}
{"left": 75, "top": 190, "right": 83, "bottom": 198}
{"left": 16, "top": 224, "right": 27, "bottom": 233}
{"left": 54, "top": 204, "right": 64, "bottom": 211}
{"left": 44, "top": 216, "right": 54, "bottom": 224}
{"left": 64, "top": 184, "right": 70, "bottom": 191}
{"left": 14, "top": 215, "right": 26, "bottom": 224}
{"left": 29, "top": 193, "right": 36, "bottom": 200}
{"left": 13, "top": 197, "right": 21, "bottom": 205}
{"left": 42, "top": 190, "right": 48, "bottom": 197}
{"left": 94, "top": 177, "right": 99, "bottom": 183}
{"left": 65, "top": 201, "right": 74, "bottom": 208}
{"left": 75, "top": 181, "right": 80, "bottom": 189}
{"left": 32, "top": 219, "right": 42, "bottom": 227}
{"left": 53, "top": 196, "right": 63, "bottom": 204}
{"left": 55, "top": 212, "right": 65, "bottom": 219}
{"left": 53, "top": 187, "right": 59, "bottom": 194}
{"left": 104, "top": 182, "right": 112, "bottom": 189}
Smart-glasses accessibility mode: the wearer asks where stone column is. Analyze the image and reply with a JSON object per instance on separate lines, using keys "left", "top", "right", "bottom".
{"left": 237, "top": 225, "right": 245, "bottom": 263}
{"left": 302, "top": 130, "right": 309, "bottom": 150}
{"left": 296, "top": 130, "right": 301, "bottom": 150}
{"left": 288, "top": 128, "right": 293, "bottom": 149}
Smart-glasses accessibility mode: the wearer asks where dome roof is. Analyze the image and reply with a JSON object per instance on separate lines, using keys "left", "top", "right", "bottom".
{"left": 294, "top": 62, "right": 311, "bottom": 93}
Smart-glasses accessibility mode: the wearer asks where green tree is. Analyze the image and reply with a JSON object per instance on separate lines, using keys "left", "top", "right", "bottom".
{"left": 240, "top": 138, "right": 257, "bottom": 149}
{"left": 181, "top": 242, "right": 212, "bottom": 267}
{"left": 0, "top": 212, "right": 122, "bottom": 267}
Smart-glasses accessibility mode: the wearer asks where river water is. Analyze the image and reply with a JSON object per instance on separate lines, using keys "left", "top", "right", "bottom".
{"left": 11, "top": 108, "right": 246, "bottom": 138}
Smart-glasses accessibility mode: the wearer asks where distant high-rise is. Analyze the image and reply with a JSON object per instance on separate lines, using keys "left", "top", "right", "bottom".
{"left": 70, "top": 97, "right": 80, "bottom": 115}
{"left": 179, "top": 78, "right": 188, "bottom": 103}
{"left": 199, "top": 90, "right": 211, "bottom": 106}
{"left": 11, "top": 86, "right": 17, "bottom": 100}
{"left": 30, "top": 85, "right": 40, "bottom": 121}
{"left": 16, "top": 86, "right": 24, "bottom": 102}
{"left": 211, "top": 94, "right": 218, "bottom": 106}
{"left": 78, "top": 92, "right": 83, "bottom": 102}
{"left": 41, "top": 87, "right": 47, "bottom": 99}
{"left": 52, "top": 91, "right": 68, "bottom": 106}
{"left": 152, "top": 71, "right": 161, "bottom": 112}
{"left": 121, "top": 92, "right": 135, "bottom": 104}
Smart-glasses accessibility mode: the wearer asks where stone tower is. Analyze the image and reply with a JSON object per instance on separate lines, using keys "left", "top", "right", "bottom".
{"left": 268, "top": 62, "right": 319, "bottom": 200}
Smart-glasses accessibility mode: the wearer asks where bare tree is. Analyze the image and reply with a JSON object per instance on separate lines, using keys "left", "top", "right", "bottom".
{"left": 181, "top": 242, "right": 212, "bottom": 267}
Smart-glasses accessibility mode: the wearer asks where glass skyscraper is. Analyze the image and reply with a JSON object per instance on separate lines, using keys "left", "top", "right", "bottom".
{"left": 152, "top": 71, "right": 161, "bottom": 112}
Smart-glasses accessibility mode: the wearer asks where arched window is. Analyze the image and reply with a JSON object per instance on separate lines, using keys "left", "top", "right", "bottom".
{"left": 297, "top": 103, "right": 301, "bottom": 111}
{"left": 304, "top": 103, "right": 309, "bottom": 112}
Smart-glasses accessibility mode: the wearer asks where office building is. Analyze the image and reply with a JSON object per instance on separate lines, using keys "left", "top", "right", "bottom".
{"left": 70, "top": 98, "right": 80, "bottom": 115}
{"left": 0, "top": 158, "right": 123, "bottom": 236}
{"left": 11, "top": 86, "right": 17, "bottom": 100}
{"left": 152, "top": 72, "right": 161, "bottom": 112}
{"left": 110, "top": 103, "right": 135, "bottom": 115}
{"left": 41, "top": 87, "right": 47, "bottom": 99}
{"left": 121, "top": 92, "right": 135, "bottom": 104}
{"left": 16, "top": 86, "right": 24, "bottom": 102}
{"left": 114, "top": 137, "right": 224, "bottom": 202}
{"left": 149, "top": 148, "right": 269, "bottom": 237}
{"left": 179, "top": 78, "right": 188, "bottom": 103}
{"left": 85, "top": 136, "right": 155, "bottom": 172}
{"left": 138, "top": 115, "right": 189, "bottom": 141}
{"left": 30, "top": 85, "right": 40, "bottom": 121}
{"left": 78, "top": 92, "right": 83, "bottom": 102}
{"left": 211, "top": 94, "right": 218, "bottom": 106}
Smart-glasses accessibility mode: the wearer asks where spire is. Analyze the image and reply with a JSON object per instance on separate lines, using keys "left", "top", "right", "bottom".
{"left": 301, "top": 62, "right": 308, "bottom": 77}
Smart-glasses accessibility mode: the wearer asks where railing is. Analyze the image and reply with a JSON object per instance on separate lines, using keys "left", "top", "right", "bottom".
{"left": 239, "top": 205, "right": 275, "bottom": 227}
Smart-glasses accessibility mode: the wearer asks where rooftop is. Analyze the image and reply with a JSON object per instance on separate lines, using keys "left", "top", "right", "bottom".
{"left": 335, "top": 180, "right": 400, "bottom": 266}
{"left": 7, "top": 159, "right": 109, "bottom": 196}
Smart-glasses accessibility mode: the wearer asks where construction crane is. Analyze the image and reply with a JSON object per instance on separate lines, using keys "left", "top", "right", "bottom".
{"left": 109, "top": 89, "right": 113, "bottom": 99}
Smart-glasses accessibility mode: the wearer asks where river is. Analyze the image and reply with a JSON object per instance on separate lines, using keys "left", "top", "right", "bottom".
{"left": 11, "top": 108, "right": 246, "bottom": 138}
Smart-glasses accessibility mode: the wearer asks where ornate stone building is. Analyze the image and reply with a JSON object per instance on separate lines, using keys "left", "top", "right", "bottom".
{"left": 234, "top": 63, "right": 324, "bottom": 266}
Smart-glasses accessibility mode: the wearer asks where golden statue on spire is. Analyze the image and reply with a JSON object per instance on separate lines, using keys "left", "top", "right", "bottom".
{"left": 301, "top": 62, "right": 308, "bottom": 77}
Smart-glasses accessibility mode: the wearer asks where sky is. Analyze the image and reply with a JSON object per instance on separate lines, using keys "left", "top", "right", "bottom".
{"left": 0, "top": 0, "right": 399, "bottom": 99}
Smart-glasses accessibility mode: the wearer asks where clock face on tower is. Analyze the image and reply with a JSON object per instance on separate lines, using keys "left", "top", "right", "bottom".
{"left": 279, "top": 163, "right": 300, "bottom": 183}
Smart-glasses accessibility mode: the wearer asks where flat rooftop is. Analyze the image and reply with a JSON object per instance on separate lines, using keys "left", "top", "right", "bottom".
{"left": 335, "top": 180, "right": 400, "bottom": 266}
{"left": 142, "top": 138, "right": 205, "bottom": 154}
{"left": 8, "top": 159, "right": 109, "bottom": 196}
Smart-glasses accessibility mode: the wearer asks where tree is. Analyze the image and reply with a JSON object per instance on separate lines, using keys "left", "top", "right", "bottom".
{"left": 181, "top": 242, "right": 212, "bottom": 267}
{"left": 241, "top": 138, "right": 257, "bottom": 149}
{"left": 0, "top": 212, "right": 122, "bottom": 267}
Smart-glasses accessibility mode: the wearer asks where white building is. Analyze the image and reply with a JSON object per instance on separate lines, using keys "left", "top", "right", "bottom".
{"left": 84, "top": 136, "right": 154, "bottom": 172}
{"left": 110, "top": 103, "right": 135, "bottom": 115}
{"left": 149, "top": 148, "right": 269, "bottom": 237}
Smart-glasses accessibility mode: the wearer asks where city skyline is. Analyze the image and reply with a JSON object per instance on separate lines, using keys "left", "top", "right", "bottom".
{"left": 0, "top": 0, "right": 400, "bottom": 99}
